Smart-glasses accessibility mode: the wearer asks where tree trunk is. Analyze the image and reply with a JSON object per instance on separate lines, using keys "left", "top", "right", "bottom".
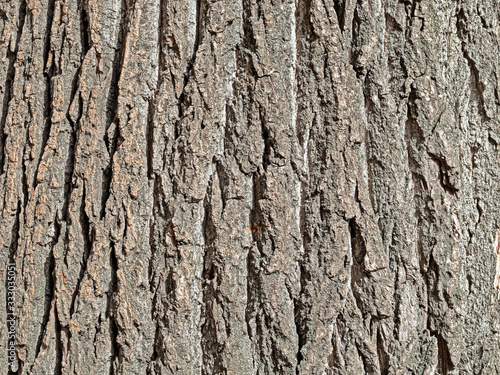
{"left": 0, "top": 0, "right": 499, "bottom": 374}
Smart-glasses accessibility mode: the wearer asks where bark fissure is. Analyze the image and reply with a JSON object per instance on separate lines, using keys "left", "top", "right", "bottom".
{"left": 101, "top": 0, "right": 127, "bottom": 220}
{"left": 79, "top": 0, "right": 90, "bottom": 58}
{"left": 32, "top": 0, "right": 56, "bottom": 191}
{"left": 69, "top": 189, "right": 92, "bottom": 317}
{"left": 109, "top": 242, "right": 119, "bottom": 375}
{"left": 33, "top": 247, "right": 56, "bottom": 366}
{"left": 54, "top": 304, "right": 63, "bottom": 375}
{"left": 0, "top": 0, "right": 27, "bottom": 175}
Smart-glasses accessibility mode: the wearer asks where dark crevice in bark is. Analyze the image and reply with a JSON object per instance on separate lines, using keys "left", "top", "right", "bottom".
{"left": 147, "top": 0, "right": 163, "bottom": 182}
{"left": 148, "top": 179, "right": 160, "bottom": 294}
{"left": 426, "top": 253, "right": 454, "bottom": 374}
{"left": 405, "top": 88, "right": 431, "bottom": 304}
{"left": 295, "top": 192, "right": 308, "bottom": 374}
{"left": 259, "top": 108, "right": 271, "bottom": 170}
{"left": 250, "top": 173, "right": 266, "bottom": 259}
{"left": 148, "top": 176, "right": 160, "bottom": 370}
{"left": 248, "top": 173, "right": 260, "bottom": 250}
{"left": 348, "top": 218, "right": 366, "bottom": 315}
{"left": 33, "top": 0, "right": 56, "bottom": 190}
{"left": 54, "top": 304, "right": 63, "bottom": 375}
{"left": 474, "top": 198, "right": 482, "bottom": 230}
{"left": 222, "top": 101, "right": 233, "bottom": 167}
{"left": 436, "top": 332, "right": 453, "bottom": 375}
{"left": 62, "top": 126, "right": 77, "bottom": 222}
{"left": 363, "top": 93, "right": 377, "bottom": 215}
{"left": 298, "top": 185, "right": 307, "bottom": 251}
{"left": 109, "top": 316, "right": 119, "bottom": 375}
{"left": 104, "top": 0, "right": 126, "bottom": 131}
{"left": 194, "top": 0, "right": 203, "bottom": 62}
{"left": 173, "top": 97, "right": 181, "bottom": 141}
{"left": 350, "top": 0, "right": 364, "bottom": 78}
{"left": 61, "top": 16, "right": 84, "bottom": 215}
{"left": 34, "top": 94, "right": 52, "bottom": 189}
{"left": 43, "top": 0, "right": 56, "bottom": 70}
{"left": 333, "top": 0, "right": 345, "bottom": 32}
{"left": 148, "top": 321, "right": 160, "bottom": 370}
{"left": 357, "top": 346, "right": 369, "bottom": 374}
{"left": 174, "top": 0, "right": 203, "bottom": 125}
{"left": 245, "top": 248, "right": 256, "bottom": 368}
{"left": 34, "top": 246, "right": 57, "bottom": 366}
{"left": 376, "top": 325, "right": 390, "bottom": 375}
{"left": 63, "top": 76, "right": 83, "bottom": 222}
{"left": 242, "top": 0, "right": 258, "bottom": 52}
{"left": 33, "top": 221, "right": 60, "bottom": 369}
{"left": 240, "top": 2, "right": 262, "bottom": 361}
{"left": 101, "top": 133, "right": 116, "bottom": 220}
{"left": 201, "top": 174, "right": 219, "bottom": 374}
{"left": 428, "top": 153, "right": 458, "bottom": 195}
{"left": 0, "top": 0, "right": 27, "bottom": 176}
{"left": 7, "top": 201, "right": 21, "bottom": 265}
{"left": 426, "top": 253, "right": 437, "bottom": 330}
{"left": 19, "top": 118, "right": 30, "bottom": 212}
{"left": 295, "top": 199, "right": 307, "bottom": 374}
{"left": 66, "top": 74, "right": 82, "bottom": 127}
{"left": 215, "top": 160, "right": 227, "bottom": 212}
{"left": 293, "top": 8, "right": 313, "bottom": 369}
{"left": 292, "top": 16, "right": 306, "bottom": 355}
{"left": 79, "top": 0, "right": 90, "bottom": 57}
{"left": 92, "top": 314, "right": 100, "bottom": 359}
{"left": 57, "top": 2, "right": 85, "bottom": 225}
{"left": 293, "top": 268, "right": 306, "bottom": 375}
{"left": 243, "top": 175, "right": 259, "bottom": 370}
{"left": 64, "top": 64, "right": 84, "bottom": 210}
{"left": 406, "top": 0, "right": 420, "bottom": 29}
{"left": 101, "top": 0, "right": 127, "bottom": 220}
{"left": 402, "top": 0, "right": 420, "bottom": 85}
{"left": 69, "top": 187, "right": 92, "bottom": 317}
{"left": 109, "top": 242, "right": 119, "bottom": 375}
{"left": 467, "top": 273, "right": 473, "bottom": 295}
{"left": 145, "top": 0, "right": 163, "bottom": 182}
{"left": 391, "top": 254, "right": 403, "bottom": 338}
{"left": 146, "top": 97, "right": 155, "bottom": 180}
{"left": 170, "top": 6, "right": 205, "bottom": 163}
{"left": 5, "top": 202, "right": 21, "bottom": 373}
{"left": 241, "top": 0, "right": 269, "bottom": 174}
{"left": 247, "top": 171, "right": 265, "bottom": 365}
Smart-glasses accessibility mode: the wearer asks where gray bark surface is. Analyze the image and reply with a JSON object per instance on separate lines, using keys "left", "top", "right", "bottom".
{"left": 0, "top": 0, "right": 499, "bottom": 374}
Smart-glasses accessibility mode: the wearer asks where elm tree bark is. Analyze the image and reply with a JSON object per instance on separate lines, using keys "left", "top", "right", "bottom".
{"left": 0, "top": 0, "right": 499, "bottom": 374}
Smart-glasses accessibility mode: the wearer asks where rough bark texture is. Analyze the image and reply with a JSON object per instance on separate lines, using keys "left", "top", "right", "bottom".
{"left": 0, "top": 0, "right": 499, "bottom": 374}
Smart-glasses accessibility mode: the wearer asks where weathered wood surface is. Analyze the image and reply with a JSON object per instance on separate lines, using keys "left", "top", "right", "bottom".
{"left": 0, "top": 0, "right": 499, "bottom": 373}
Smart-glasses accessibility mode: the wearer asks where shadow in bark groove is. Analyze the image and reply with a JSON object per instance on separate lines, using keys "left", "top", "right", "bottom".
{"left": 0, "top": 0, "right": 27, "bottom": 176}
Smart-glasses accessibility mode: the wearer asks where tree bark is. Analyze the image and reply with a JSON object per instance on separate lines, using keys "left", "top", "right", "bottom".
{"left": 0, "top": 0, "right": 499, "bottom": 374}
